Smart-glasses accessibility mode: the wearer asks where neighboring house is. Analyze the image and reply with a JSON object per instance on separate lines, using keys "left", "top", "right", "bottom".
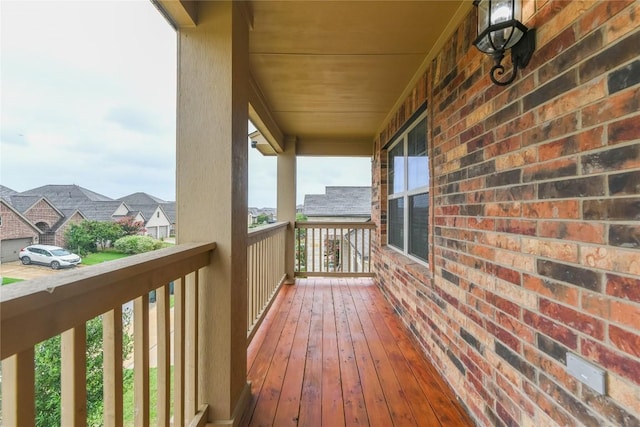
{"left": 302, "top": 186, "right": 371, "bottom": 222}
{"left": 0, "top": 198, "right": 42, "bottom": 262}
{"left": 0, "top": 185, "right": 176, "bottom": 261}
{"left": 118, "top": 192, "right": 176, "bottom": 239}
{"left": 301, "top": 186, "right": 372, "bottom": 272}
{"left": 248, "top": 207, "right": 276, "bottom": 226}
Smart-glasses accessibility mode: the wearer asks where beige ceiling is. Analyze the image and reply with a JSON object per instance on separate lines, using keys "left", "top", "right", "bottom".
{"left": 156, "top": 0, "right": 471, "bottom": 155}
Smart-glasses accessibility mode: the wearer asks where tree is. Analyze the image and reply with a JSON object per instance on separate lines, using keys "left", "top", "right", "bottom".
{"left": 295, "top": 213, "right": 308, "bottom": 272}
{"left": 256, "top": 213, "right": 270, "bottom": 224}
{"left": 65, "top": 220, "right": 125, "bottom": 254}
{"left": 65, "top": 221, "right": 98, "bottom": 255}
{"left": 116, "top": 216, "right": 146, "bottom": 236}
{"left": 34, "top": 315, "right": 133, "bottom": 426}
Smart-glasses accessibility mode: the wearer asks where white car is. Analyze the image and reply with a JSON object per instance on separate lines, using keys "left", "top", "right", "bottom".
{"left": 19, "top": 245, "right": 82, "bottom": 269}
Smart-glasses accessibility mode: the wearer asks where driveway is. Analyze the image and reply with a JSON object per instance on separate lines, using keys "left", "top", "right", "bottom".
{"left": 1, "top": 260, "right": 75, "bottom": 281}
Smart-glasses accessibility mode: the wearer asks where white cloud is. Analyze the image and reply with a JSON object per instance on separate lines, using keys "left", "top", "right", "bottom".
{"left": 1, "top": 0, "right": 372, "bottom": 207}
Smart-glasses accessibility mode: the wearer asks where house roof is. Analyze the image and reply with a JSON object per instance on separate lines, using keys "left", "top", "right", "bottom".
{"left": 303, "top": 186, "right": 371, "bottom": 217}
{"left": 3, "top": 194, "right": 43, "bottom": 213}
{"left": 160, "top": 203, "right": 175, "bottom": 223}
{"left": 0, "top": 185, "right": 18, "bottom": 199}
{"left": 20, "top": 184, "right": 114, "bottom": 211}
{"left": 76, "top": 201, "right": 126, "bottom": 222}
{"left": 119, "top": 192, "right": 168, "bottom": 205}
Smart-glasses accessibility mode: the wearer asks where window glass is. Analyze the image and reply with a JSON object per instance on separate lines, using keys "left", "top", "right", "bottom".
{"left": 409, "top": 193, "right": 429, "bottom": 261}
{"left": 388, "top": 198, "right": 404, "bottom": 249}
{"left": 388, "top": 143, "right": 405, "bottom": 195}
{"left": 407, "top": 119, "right": 428, "bottom": 190}
{"left": 386, "top": 112, "right": 429, "bottom": 263}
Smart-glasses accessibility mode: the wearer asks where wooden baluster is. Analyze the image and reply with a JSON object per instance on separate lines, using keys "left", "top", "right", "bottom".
{"left": 103, "top": 307, "right": 124, "bottom": 427}
{"left": 157, "top": 284, "right": 171, "bottom": 427}
{"left": 2, "top": 348, "right": 35, "bottom": 426}
{"left": 134, "top": 294, "right": 150, "bottom": 427}
{"left": 173, "top": 277, "right": 185, "bottom": 427}
{"left": 61, "top": 326, "right": 87, "bottom": 426}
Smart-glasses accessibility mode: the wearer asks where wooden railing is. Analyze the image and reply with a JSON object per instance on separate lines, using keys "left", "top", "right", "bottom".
{"left": 1, "top": 242, "right": 215, "bottom": 426}
{"left": 295, "top": 221, "right": 375, "bottom": 277}
{"left": 247, "top": 222, "right": 287, "bottom": 340}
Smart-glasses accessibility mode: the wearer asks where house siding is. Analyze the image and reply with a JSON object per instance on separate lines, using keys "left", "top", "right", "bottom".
{"left": 372, "top": 2, "right": 640, "bottom": 426}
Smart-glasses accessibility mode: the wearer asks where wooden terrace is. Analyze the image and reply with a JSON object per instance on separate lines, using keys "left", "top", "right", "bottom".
{"left": 242, "top": 277, "right": 474, "bottom": 427}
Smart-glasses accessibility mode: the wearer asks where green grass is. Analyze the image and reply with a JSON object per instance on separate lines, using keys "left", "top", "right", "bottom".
{"left": 2, "top": 277, "right": 24, "bottom": 285}
{"left": 81, "top": 250, "right": 129, "bottom": 265}
{"left": 123, "top": 366, "right": 174, "bottom": 426}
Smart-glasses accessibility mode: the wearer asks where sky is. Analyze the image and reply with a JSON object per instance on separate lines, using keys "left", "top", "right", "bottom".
{"left": 1, "top": 0, "right": 371, "bottom": 208}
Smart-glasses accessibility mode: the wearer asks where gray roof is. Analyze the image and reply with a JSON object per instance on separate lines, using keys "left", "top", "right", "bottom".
{"left": 119, "top": 192, "right": 168, "bottom": 205}
{"left": 303, "top": 186, "right": 371, "bottom": 217}
{"left": 3, "top": 194, "right": 42, "bottom": 213}
{"left": 161, "top": 203, "right": 176, "bottom": 223}
{"left": 0, "top": 185, "right": 18, "bottom": 199}
{"left": 77, "top": 201, "right": 125, "bottom": 221}
{"left": 20, "top": 184, "right": 113, "bottom": 211}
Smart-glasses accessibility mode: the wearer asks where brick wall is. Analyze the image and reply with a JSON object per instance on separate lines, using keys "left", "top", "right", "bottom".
{"left": 24, "top": 198, "right": 62, "bottom": 230}
{"left": 55, "top": 212, "right": 85, "bottom": 248}
{"left": 372, "top": 1, "right": 640, "bottom": 426}
{"left": 0, "top": 202, "right": 39, "bottom": 241}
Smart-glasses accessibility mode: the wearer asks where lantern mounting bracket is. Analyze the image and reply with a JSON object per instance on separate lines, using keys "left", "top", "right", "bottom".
{"left": 489, "top": 29, "right": 536, "bottom": 86}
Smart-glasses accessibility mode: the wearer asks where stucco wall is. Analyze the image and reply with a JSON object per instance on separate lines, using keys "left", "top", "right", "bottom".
{"left": 372, "top": 1, "right": 640, "bottom": 426}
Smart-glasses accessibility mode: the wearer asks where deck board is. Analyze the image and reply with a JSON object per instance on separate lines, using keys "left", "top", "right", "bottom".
{"left": 242, "top": 278, "right": 474, "bottom": 427}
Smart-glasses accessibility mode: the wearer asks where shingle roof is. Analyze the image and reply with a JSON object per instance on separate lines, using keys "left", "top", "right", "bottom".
{"left": 118, "top": 192, "right": 168, "bottom": 205}
{"left": 77, "top": 201, "right": 125, "bottom": 221}
{"left": 20, "top": 184, "right": 113, "bottom": 211}
{"left": 3, "top": 194, "right": 42, "bottom": 213}
{"left": 0, "top": 185, "right": 18, "bottom": 199}
{"left": 161, "top": 203, "right": 176, "bottom": 223}
{"left": 302, "top": 186, "right": 371, "bottom": 217}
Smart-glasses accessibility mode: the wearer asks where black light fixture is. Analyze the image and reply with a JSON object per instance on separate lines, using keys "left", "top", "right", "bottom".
{"left": 473, "top": 0, "right": 536, "bottom": 86}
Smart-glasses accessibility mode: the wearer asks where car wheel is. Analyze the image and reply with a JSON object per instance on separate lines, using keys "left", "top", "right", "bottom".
{"left": 21, "top": 256, "right": 31, "bottom": 265}
{"left": 51, "top": 261, "right": 60, "bottom": 270}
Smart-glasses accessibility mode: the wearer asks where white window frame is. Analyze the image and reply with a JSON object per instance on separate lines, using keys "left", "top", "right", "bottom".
{"left": 386, "top": 111, "right": 429, "bottom": 265}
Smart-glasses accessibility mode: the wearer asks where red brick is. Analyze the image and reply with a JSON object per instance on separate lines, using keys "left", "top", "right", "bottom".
{"left": 523, "top": 274, "right": 579, "bottom": 306}
{"left": 537, "top": 127, "right": 605, "bottom": 162}
{"left": 522, "top": 200, "right": 580, "bottom": 219}
{"left": 577, "top": 0, "right": 635, "bottom": 37}
{"left": 609, "top": 325, "right": 640, "bottom": 358}
{"left": 539, "top": 298, "right": 605, "bottom": 340}
{"left": 523, "top": 310, "right": 578, "bottom": 350}
{"left": 582, "top": 86, "right": 640, "bottom": 127}
{"left": 606, "top": 273, "right": 640, "bottom": 304}
{"left": 582, "top": 338, "right": 640, "bottom": 387}
{"left": 609, "top": 115, "right": 640, "bottom": 145}
{"left": 538, "top": 221, "right": 605, "bottom": 244}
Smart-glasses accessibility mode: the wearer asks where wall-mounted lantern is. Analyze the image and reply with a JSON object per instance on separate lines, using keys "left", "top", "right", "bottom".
{"left": 473, "top": 0, "right": 536, "bottom": 86}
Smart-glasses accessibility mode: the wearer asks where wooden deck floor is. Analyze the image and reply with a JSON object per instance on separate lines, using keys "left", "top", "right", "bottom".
{"left": 241, "top": 277, "right": 474, "bottom": 427}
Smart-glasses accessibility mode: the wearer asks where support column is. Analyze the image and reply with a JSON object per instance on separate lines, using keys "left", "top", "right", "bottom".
{"left": 277, "top": 137, "right": 297, "bottom": 283}
{"left": 176, "top": 1, "right": 250, "bottom": 425}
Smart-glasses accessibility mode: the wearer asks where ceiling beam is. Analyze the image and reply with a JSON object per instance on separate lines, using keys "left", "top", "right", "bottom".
{"left": 296, "top": 138, "right": 372, "bottom": 157}
{"left": 152, "top": 0, "right": 197, "bottom": 28}
{"left": 248, "top": 75, "right": 285, "bottom": 154}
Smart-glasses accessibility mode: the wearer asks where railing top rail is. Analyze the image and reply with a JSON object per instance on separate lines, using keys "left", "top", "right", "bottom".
{"left": 295, "top": 221, "right": 375, "bottom": 228}
{"left": 247, "top": 221, "right": 288, "bottom": 245}
{"left": 1, "top": 242, "right": 215, "bottom": 360}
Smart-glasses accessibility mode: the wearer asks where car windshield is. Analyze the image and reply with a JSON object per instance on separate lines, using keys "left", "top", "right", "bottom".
{"left": 51, "top": 249, "right": 71, "bottom": 256}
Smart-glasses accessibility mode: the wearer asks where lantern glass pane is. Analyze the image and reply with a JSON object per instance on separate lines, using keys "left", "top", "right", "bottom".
{"left": 490, "top": 0, "right": 514, "bottom": 25}
{"left": 477, "top": 0, "right": 490, "bottom": 33}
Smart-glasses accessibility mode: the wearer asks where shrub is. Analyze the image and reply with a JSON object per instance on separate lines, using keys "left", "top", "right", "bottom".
{"left": 114, "top": 235, "right": 163, "bottom": 254}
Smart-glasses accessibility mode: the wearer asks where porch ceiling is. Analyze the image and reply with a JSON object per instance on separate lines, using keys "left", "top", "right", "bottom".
{"left": 157, "top": 0, "right": 471, "bottom": 155}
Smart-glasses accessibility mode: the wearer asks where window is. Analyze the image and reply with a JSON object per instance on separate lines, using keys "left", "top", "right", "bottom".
{"left": 387, "top": 113, "right": 429, "bottom": 262}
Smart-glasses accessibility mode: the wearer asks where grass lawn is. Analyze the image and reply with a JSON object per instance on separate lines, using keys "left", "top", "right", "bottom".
{"left": 123, "top": 366, "right": 173, "bottom": 426}
{"left": 82, "top": 250, "right": 129, "bottom": 265}
{"left": 2, "top": 277, "right": 24, "bottom": 285}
